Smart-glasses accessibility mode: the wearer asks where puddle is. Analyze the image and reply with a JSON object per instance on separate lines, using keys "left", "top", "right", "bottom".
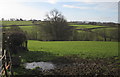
{"left": 24, "top": 62, "right": 55, "bottom": 71}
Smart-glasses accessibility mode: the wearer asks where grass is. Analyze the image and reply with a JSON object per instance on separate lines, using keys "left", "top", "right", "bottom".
{"left": 15, "top": 40, "right": 118, "bottom": 63}
{"left": 2, "top": 21, "right": 106, "bottom": 29}
{"left": 70, "top": 25, "right": 106, "bottom": 29}
{"left": 3, "top": 26, "right": 37, "bottom": 33}
{"left": 13, "top": 40, "right": 119, "bottom": 75}
{"left": 92, "top": 27, "right": 117, "bottom": 31}
{"left": 2, "top": 21, "right": 33, "bottom": 26}
{"left": 2, "top": 21, "right": 110, "bottom": 34}
{"left": 1, "top": 21, "right": 113, "bottom": 30}
{"left": 27, "top": 40, "right": 118, "bottom": 59}
{"left": 19, "top": 26, "right": 34, "bottom": 33}
{"left": 19, "top": 25, "right": 107, "bottom": 34}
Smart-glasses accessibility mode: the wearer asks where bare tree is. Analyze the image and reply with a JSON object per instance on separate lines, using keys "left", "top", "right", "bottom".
{"left": 40, "top": 9, "right": 73, "bottom": 41}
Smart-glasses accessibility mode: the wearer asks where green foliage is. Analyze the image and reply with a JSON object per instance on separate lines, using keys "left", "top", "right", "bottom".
{"left": 20, "top": 26, "right": 33, "bottom": 32}
{"left": 39, "top": 9, "right": 74, "bottom": 41}
{"left": 75, "top": 31, "right": 96, "bottom": 41}
{"left": 21, "top": 26, "right": 39, "bottom": 40}
{"left": 2, "top": 21, "right": 118, "bottom": 41}
{"left": 4, "top": 26, "right": 39, "bottom": 40}
{"left": 92, "top": 28, "right": 118, "bottom": 41}
{"left": 3, "top": 26, "right": 27, "bottom": 54}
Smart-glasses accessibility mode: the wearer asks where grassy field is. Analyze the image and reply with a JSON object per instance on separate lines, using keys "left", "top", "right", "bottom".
{"left": 92, "top": 27, "right": 117, "bottom": 31}
{"left": 2, "top": 21, "right": 33, "bottom": 26}
{"left": 2, "top": 21, "right": 106, "bottom": 29}
{"left": 27, "top": 40, "right": 118, "bottom": 58}
{"left": 19, "top": 26, "right": 34, "bottom": 33}
{"left": 70, "top": 25, "right": 106, "bottom": 29}
{"left": 3, "top": 25, "right": 36, "bottom": 33}
{"left": 19, "top": 25, "right": 105, "bottom": 32}
{"left": 12, "top": 35, "right": 119, "bottom": 76}
{"left": 16, "top": 40, "right": 118, "bottom": 63}
{"left": 3, "top": 24, "right": 108, "bottom": 34}
{"left": 2, "top": 21, "right": 111, "bottom": 34}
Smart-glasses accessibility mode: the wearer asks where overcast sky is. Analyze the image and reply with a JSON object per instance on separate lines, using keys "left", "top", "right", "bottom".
{"left": 0, "top": 0, "right": 119, "bottom": 23}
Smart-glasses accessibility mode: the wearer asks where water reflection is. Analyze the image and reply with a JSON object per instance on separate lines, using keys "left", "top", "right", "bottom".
{"left": 24, "top": 62, "right": 55, "bottom": 71}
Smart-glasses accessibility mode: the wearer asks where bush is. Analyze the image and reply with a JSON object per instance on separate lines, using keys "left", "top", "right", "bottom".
{"left": 3, "top": 26, "right": 28, "bottom": 54}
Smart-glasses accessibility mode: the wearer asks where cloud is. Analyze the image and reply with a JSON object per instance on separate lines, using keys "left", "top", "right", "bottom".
{"left": 74, "top": 0, "right": 119, "bottom": 2}
{"left": 0, "top": 0, "right": 118, "bottom": 23}
{"left": 63, "top": 2, "right": 118, "bottom": 12}
{"left": 0, "top": 1, "right": 46, "bottom": 20}
{"left": 63, "top": 5, "right": 90, "bottom": 10}
{"left": 94, "top": 2, "right": 118, "bottom": 12}
{"left": 46, "top": 0, "right": 58, "bottom": 4}
{"left": 1, "top": 0, "right": 119, "bottom": 3}
{"left": 0, "top": 0, "right": 58, "bottom": 4}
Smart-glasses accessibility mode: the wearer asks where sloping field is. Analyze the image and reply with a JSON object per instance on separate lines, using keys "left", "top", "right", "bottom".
{"left": 28, "top": 40, "right": 118, "bottom": 58}
{"left": 70, "top": 25, "right": 106, "bottom": 29}
{"left": 2, "top": 21, "right": 33, "bottom": 26}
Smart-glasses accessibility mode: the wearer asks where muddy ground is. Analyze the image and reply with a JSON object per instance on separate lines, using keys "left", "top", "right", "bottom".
{"left": 27, "top": 56, "right": 120, "bottom": 76}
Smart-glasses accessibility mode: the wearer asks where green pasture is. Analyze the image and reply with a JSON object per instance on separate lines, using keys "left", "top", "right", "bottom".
{"left": 3, "top": 24, "right": 108, "bottom": 33}
{"left": 16, "top": 40, "right": 118, "bottom": 63}
{"left": 70, "top": 25, "right": 106, "bottom": 29}
{"left": 92, "top": 27, "right": 117, "bottom": 31}
{"left": 18, "top": 40, "right": 117, "bottom": 62}
{"left": 19, "top": 26, "right": 34, "bottom": 33}
{"left": 2, "top": 21, "right": 110, "bottom": 32}
{"left": 1, "top": 21, "right": 115, "bottom": 30}
{"left": 2, "top": 21, "right": 33, "bottom": 26}
{"left": 3, "top": 26, "right": 35, "bottom": 33}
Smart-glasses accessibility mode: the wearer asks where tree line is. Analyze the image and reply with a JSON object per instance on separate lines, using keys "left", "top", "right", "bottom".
{"left": 3, "top": 9, "right": 119, "bottom": 42}
{"left": 30, "top": 9, "right": 119, "bottom": 41}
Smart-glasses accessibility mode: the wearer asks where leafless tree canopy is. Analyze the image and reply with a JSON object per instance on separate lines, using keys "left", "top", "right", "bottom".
{"left": 40, "top": 9, "right": 73, "bottom": 41}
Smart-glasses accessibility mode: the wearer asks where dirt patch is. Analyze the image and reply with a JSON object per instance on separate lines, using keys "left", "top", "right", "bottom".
{"left": 13, "top": 56, "right": 120, "bottom": 76}
{"left": 42, "top": 56, "right": 120, "bottom": 76}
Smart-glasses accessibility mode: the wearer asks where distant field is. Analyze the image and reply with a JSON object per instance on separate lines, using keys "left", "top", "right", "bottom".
{"left": 19, "top": 26, "right": 34, "bottom": 33}
{"left": 3, "top": 25, "right": 37, "bottom": 33}
{"left": 2, "top": 21, "right": 33, "bottom": 26}
{"left": 70, "top": 25, "right": 106, "bottom": 29}
{"left": 92, "top": 27, "right": 117, "bottom": 31}
{"left": 2, "top": 21, "right": 105, "bottom": 29}
{"left": 2, "top": 21, "right": 108, "bottom": 30}
{"left": 2, "top": 21, "right": 117, "bottom": 36}
{"left": 2, "top": 22, "right": 109, "bottom": 32}
{"left": 20, "top": 25, "right": 104, "bottom": 32}
{"left": 28, "top": 40, "right": 118, "bottom": 59}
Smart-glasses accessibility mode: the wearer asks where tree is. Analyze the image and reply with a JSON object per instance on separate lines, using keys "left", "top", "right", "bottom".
{"left": 20, "top": 18, "right": 23, "bottom": 21}
{"left": 40, "top": 9, "right": 73, "bottom": 41}
{"left": 2, "top": 18, "right": 4, "bottom": 21}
